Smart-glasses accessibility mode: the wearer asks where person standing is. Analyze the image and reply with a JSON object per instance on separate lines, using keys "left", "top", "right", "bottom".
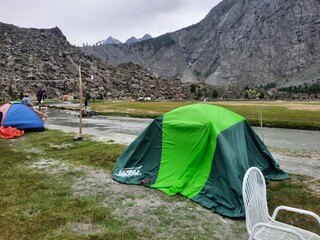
{"left": 36, "top": 87, "right": 42, "bottom": 110}
{"left": 36, "top": 88, "right": 41, "bottom": 104}
{"left": 40, "top": 88, "right": 46, "bottom": 103}
{"left": 37, "top": 87, "right": 46, "bottom": 110}
{"left": 84, "top": 99, "right": 88, "bottom": 110}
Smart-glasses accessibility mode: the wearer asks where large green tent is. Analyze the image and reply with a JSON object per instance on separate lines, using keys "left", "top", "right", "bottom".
{"left": 112, "top": 103, "right": 288, "bottom": 218}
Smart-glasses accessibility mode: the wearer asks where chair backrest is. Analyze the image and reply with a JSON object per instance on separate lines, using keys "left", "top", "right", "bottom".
{"left": 242, "top": 167, "right": 270, "bottom": 235}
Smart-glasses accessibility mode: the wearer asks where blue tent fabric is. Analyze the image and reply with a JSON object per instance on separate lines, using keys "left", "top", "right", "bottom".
{"left": 1, "top": 103, "right": 45, "bottom": 131}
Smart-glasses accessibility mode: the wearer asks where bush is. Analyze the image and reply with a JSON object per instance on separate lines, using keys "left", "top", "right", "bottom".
{"left": 190, "top": 84, "right": 197, "bottom": 94}
{"left": 211, "top": 89, "right": 219, "bottom": 98}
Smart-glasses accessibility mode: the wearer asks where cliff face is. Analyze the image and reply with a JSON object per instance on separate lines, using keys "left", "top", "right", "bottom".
{"left": 83, "top": 0, "right": 320, "bottom": 88}
{"left": 0, "top": 22, "right": 209, "bottom": 101}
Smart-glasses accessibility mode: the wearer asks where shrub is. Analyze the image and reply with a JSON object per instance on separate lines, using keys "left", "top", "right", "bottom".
{"left": 211, "top": 89, "right": 219, "bottom": 98}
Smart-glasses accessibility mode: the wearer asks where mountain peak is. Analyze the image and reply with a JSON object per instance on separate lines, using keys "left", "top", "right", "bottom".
{"left": 96, "top": 34, "right": 152, "bottom": 45}
{"left": 96, "top": 36, "right": 122, "bottom": 45}
{"left": 124, "top": 34, "right": 153, "bottom": 44}
{"left": 125, "top": 36, "right": 138, "bottom": 44}
{"left": 141, "top": 34, "right": 152, "bottom": 40}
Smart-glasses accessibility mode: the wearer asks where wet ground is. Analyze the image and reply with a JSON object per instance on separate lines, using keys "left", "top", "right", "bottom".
{"left": 45, "top": 107, "right": 320, "bottom": 151}
{"left": 45, "top": 108, "right": 152, "bottom": 144}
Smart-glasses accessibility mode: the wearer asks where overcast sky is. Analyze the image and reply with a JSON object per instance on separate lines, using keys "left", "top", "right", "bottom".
{"left": 1, "top": 0, "right": 221, "bottom": 46}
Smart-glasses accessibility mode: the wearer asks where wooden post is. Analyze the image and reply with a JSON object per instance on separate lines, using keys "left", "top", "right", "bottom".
{"left": 79, "top": 64, "right": 83, "bottom": 136}
{"left": 73, "top": 64, "right": 83, "bottom": 141}
{"left": 67, "top": 56, "right": 83, "bottom": 141}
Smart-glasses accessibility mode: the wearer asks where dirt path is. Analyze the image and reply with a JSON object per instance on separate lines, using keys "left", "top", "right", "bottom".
{"left": 31, "top": 159, "right": 247, "bottom": 239}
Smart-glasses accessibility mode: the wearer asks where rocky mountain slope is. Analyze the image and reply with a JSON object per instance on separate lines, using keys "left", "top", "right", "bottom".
{"left": 0, "top": 22, "right": 225, "bottom": 101}
{"left": 82, "top": 0, "right": 320, "bottom": 89}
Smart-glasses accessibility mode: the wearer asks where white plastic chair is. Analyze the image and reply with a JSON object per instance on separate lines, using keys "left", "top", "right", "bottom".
{"left": 242, "top": 167, "right": 320, "bottom": 240}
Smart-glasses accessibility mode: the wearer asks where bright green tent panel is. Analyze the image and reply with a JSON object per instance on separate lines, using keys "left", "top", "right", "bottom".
{"left": 152, "top": 104, "right": 244, "bottom": 198}
{"left": 112, "top": 103, "right": 288, "bottom": 218}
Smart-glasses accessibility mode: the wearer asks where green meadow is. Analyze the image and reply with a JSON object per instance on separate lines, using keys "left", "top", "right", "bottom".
{"left": 89, "top": 100, "right": 320, "bottom": 130}
{"left": 0, "top": 128, "right": 319, "bottom": 239}
{"left": 0, "top": 100, "right": 319, "bottom": 239}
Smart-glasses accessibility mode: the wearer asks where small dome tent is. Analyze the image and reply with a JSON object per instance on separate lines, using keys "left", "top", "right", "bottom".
{"left": 0, "top": 103, "right": 45, "bottom": 131}
{"left": 112, "top": 103, "right": 288, "bottom": 218}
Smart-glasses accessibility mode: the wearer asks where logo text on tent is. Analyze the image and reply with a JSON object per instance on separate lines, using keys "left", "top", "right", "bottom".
{"left": 115, "top": 166, "right": 142, "bottom": 178}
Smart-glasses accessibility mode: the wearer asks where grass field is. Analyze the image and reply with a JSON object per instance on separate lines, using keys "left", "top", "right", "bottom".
{"left": 0, "top": 130, "right": 319, "bottom": 239}
{"left": 88, "top": 100, "right": 320, "bottom": 130}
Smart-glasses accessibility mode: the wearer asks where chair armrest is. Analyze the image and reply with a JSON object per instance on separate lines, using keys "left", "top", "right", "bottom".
{"left": 271, "top": 206, "right": 320, "bottom": 224}
{"left": 249, "top": 223, "right": 304, "bottom": 240}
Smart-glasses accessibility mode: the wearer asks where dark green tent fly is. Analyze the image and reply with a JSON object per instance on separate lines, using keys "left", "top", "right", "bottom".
{"left": 112, "top": 103, "right": 288, "bottom": 218}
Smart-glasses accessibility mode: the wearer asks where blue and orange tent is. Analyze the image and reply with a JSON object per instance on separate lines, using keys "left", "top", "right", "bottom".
{"left": 0, "top": 103, "right": 45, "bottom": 131}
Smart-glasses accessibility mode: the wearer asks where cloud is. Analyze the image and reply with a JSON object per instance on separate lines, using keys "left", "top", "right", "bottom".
{"left": 0, "top": 0, "right": 221, "bottom": 46}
